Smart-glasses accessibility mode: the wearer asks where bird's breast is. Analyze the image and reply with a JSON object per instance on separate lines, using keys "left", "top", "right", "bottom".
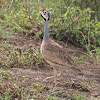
{"left": 40, "top": 41, "right": 46, "bottom": 57}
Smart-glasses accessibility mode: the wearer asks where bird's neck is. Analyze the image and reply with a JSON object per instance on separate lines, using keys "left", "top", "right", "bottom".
{"left": 43, "top": 20, "right": 49, "bottom": 40}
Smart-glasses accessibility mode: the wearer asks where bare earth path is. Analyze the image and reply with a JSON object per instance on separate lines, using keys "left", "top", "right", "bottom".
{"left": 0, "top": 34, "right": 100, "bottom": 100}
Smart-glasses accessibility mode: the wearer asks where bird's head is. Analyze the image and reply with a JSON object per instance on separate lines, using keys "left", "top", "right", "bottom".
{"left": 40, "top": 8, "right": 50, "bottom": 21}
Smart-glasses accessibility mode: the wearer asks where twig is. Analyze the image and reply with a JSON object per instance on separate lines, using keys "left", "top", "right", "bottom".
{"left": 64, "top": 12, "right": 85, "bottom": 35}
{"left": 9, "top": 0, "right": 13, "bottom": 10}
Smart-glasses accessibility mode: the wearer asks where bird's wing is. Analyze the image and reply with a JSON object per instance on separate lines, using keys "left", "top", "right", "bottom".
{"left": 42, "top": 43, "right": 75, "bottom": 67}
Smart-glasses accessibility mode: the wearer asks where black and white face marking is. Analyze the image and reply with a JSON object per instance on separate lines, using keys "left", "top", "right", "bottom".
{"left": 40, "top": 9, "right": 50, "bottom": 21}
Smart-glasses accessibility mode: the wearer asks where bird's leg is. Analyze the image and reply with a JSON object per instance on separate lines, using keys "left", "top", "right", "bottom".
{"left": 53, "top": 67, "right": 57, "bottom": 91}
{"left": 57, "top": 68, "right": 63, "bottom": 77}
{"left": 42, "top": 67, "right": 57, "bottom": 82}
{"left": 43, "top": 76, "right": 55, "bottom": 81}
{"left": 53, "top": 68, "right": 63, "bottom": 91}
{"left": 43, "top": 67, "right": 63, "bottom": 83}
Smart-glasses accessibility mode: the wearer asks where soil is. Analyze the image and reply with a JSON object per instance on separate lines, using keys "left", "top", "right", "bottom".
{"left": 0, "top": 33, "right": 100, "bottom": 100}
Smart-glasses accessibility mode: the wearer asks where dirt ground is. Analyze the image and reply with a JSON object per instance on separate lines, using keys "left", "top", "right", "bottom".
{"left": 0, "top": 34, "right": 100, "bottom": 100}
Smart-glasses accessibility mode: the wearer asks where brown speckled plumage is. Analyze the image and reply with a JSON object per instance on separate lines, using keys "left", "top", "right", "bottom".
{"left": 41, "top": 38, "right": 75, "bottom": 67}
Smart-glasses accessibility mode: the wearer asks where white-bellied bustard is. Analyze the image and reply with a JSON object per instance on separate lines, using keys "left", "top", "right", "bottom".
{"left": 40, "top": 8, "right": 82, "bottom": 91}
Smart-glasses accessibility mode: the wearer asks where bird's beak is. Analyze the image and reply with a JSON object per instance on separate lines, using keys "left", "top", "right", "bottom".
{"left": 40, "top": 8, "right": 44, "bottom": 13}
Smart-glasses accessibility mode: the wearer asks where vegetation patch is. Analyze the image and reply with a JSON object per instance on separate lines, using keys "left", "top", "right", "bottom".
{"left": 0, "top": 0, "right": 100, "bottom": 100}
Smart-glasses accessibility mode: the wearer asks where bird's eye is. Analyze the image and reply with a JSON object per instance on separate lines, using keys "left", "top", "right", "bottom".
{"left": 44, "top": 11, "right": 46, "bottom": 15}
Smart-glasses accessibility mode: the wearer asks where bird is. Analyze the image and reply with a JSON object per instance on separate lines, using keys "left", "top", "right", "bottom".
{"left": 40, "top": 8, "right": 81, "bottom": 91}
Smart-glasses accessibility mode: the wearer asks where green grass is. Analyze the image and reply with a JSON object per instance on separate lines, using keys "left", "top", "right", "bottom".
{"left": 0, "top": 0, "right": 99, "bottom": 63}
{"left": 0, "top": 29, "right": 13, "bottom": 40}
{"left": 8, "top": 48, "right": 45, "bottom": 68}
{"left": 73, "top": 92, "right": 85, "bottom": 100}
{"left": 0, "top": 44, "right": 46, "bottom": 69}
{"left": 0, "top": 69, "right": 10, "bottom": 82}
{"left": 0, "top": 0, "right": 100, "bottom": 52}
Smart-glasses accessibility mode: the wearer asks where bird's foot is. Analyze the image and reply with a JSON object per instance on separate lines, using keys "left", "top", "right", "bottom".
{"left": 42, "top": 76, "right": 55, "bottom": 83}
{"left": 42, "top": 76, "right": 56, "bottom": 91}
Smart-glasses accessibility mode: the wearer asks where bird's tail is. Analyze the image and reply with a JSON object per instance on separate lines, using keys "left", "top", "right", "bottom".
{"left": 66, "top": 54, "right": 83, "bottom": 75}
{"left": 69, "top": 66, "right": 83, "bottom": 75}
